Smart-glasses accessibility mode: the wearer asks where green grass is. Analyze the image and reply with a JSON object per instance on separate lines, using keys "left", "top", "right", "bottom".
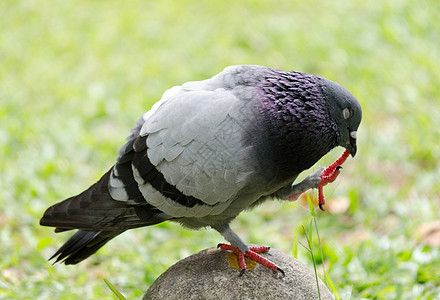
{"left": 1, "top": 0, "right": 439, "bottom": 299}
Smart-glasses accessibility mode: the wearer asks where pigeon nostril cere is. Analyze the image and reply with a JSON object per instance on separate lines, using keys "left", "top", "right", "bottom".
{"left": 350, "top": 131, "right": 357, "bottom": 139}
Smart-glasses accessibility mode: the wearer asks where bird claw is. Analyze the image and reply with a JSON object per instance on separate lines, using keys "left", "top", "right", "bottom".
{"left": 318, "top": 149, "right": 351, "bottom": 209}
{"left": 276, "top": 266, "right": 285, "bottom": 276}
{"left": 218, "top": 243, "right": 282, "bottom": 276}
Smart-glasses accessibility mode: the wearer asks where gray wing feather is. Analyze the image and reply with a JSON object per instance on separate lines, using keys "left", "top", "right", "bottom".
{"left": 110, "top": 65, "right": 266, "bottom": 218}
{"left": 135, "top": 67, "right": 262, "bottom": 217}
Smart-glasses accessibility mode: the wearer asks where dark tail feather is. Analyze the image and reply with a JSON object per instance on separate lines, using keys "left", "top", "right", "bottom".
{"left": 40, "top": 169, "right": 168, "bottom": 232}
{"left": 41, "top": 168, "right": 170, "bottom": 264}
{"left": 50, "top": 230, "right": 122, "bottom": 265}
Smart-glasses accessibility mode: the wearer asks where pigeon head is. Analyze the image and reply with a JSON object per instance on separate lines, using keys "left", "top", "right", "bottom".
{"left": 256, "top": 68, "right": 362, "bottom": 179}
{"left": 318, "top": 77, "right": 362, "bottom": 157}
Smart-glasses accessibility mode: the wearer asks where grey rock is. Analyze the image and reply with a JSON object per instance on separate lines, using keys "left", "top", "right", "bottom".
{"left": 143, "top": 247, "right": 333, "bottom": 300}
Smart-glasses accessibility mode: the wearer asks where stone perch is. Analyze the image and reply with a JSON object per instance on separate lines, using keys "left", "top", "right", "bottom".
{"left": 143, "top": 247, "right": 333, "bottom": 300}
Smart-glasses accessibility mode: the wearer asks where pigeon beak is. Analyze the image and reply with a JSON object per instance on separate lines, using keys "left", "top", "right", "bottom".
{"left": 348, "top": 131, "right": 357, "bottom": 157}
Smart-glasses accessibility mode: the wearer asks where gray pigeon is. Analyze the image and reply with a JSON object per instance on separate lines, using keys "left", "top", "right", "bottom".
{"left": 40, "top": 65, "right": 362, "bottom": 274}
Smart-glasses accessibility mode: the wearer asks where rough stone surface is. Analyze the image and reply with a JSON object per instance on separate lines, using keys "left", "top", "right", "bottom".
{"left": 143, "top": 247, "right": 333, "bottom": 300}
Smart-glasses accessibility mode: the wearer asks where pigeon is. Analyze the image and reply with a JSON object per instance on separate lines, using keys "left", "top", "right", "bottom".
{"left": 40, "top": 65, "right": 362, "bottom": 274}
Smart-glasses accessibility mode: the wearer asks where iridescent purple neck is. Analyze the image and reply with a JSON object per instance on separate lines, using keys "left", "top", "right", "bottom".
{"left": 256, "top": 69, "right": 340, "bottom": 180}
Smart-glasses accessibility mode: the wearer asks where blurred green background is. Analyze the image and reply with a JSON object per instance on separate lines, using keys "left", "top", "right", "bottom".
{"left": 1, "top": 0, "right": 439, "bottom": 299}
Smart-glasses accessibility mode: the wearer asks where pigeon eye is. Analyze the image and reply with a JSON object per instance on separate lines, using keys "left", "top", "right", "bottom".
{"left": 342, "top": 108, "right": 352, "bottom": 119}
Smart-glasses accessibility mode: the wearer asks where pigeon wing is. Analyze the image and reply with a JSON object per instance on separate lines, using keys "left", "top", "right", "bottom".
{"left": 109, "top": 68, "right": 264, "bottom": 219}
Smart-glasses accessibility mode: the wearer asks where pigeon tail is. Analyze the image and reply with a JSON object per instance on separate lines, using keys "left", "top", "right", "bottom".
{"left": 40, "top": 169, "right": 169, "bottom": 264}
{"left": 40, "top": 169, "right": 167, "bottom": 232}
{"left": 49, "top": 229, "right": 122, "bottom": 265}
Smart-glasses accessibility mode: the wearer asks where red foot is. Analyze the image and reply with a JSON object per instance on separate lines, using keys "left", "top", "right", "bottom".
{"left": 217, "top": 243, "right": 284, "bottom": 276}
{"left": 318, "top": 149, "right": 350, "bottom": 210}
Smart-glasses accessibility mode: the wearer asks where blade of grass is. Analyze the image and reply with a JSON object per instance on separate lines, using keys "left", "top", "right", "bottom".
{"left": 104, "top": 279, "right": 127, "bottom": 300}
{"left": 292, "top": 235, "right": 298, "bottom": 259}
{"left": 323, "top": 268, "right": 340, "bottom": 300}
{"left": 302, "top": 224, "right": 321, "bottom": 300}
{"left": 307, "top": 193, "right": 316, "bottom": 217}
{"left": 314, "top": 217, "right": 326, "bottom": 282}
{"left": 312, "top": 200, "right": 341, "bottom": 299}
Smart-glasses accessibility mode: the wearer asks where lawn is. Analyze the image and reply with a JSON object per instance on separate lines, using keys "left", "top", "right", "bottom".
{"left": 1, "top": 0, "right": 439, "bottom": 299}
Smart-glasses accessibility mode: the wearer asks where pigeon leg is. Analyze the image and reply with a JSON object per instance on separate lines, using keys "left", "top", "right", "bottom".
{"left": 214, "top": 224, "right": 284, "bottom": 275}
{"left": 276, "top": 167, "right": 325, "bottom": 201}
{"left": 217, "top": 243, "right": 284, "bottom": 276}
{"left": 278, "top": 149, "right": 351, "bottom": 206}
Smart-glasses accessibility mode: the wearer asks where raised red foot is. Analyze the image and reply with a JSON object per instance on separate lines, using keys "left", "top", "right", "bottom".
{"left": 318, "top": 149, "right": 350, "bottom": 210}
{"left": 217, "top": 243, "right": 284, "bottom": 276}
